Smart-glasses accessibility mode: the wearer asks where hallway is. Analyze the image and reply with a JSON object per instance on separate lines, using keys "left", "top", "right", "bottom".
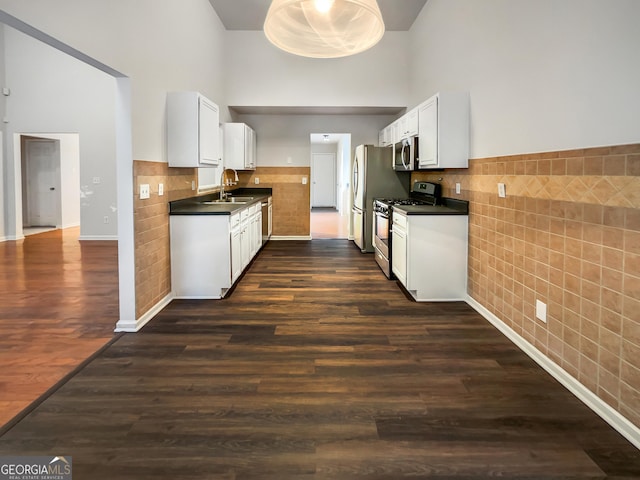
{"left": 310, "top": 208, "right": 349, "bottom": 239}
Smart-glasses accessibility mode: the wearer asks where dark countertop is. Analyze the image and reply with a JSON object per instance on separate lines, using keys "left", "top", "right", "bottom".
{"left": 393, "top": 198, "right": 469, "bottom": 216}
{"left": 169, "top": 188, "right": 272, "bottom": 216}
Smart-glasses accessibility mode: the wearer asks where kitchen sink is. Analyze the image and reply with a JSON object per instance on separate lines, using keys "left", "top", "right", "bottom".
{"left": 201, "top": 198, "right": 248, "bottom": 204}
{"left": 226, "top": 196, "right": 254, "bottom": 201}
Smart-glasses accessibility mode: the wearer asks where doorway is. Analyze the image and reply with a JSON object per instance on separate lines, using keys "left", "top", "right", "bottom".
{"left": 22, "top": 136, "right": 61, "bottom": 230}
{"left": 310, "top": 133, "right": 351, "bottom": 239}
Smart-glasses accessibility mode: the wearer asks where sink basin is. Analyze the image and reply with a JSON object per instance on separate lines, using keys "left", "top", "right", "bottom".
{"left": 201, "top": 199, "right": 247, "bottom": 205}
{"left": 227, "top": 196, "right": 254, "bottom": 201}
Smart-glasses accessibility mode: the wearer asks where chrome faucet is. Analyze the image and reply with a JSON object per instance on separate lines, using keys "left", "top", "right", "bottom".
{"left": 219, "top": 168, "right": 238, "bottom": 200}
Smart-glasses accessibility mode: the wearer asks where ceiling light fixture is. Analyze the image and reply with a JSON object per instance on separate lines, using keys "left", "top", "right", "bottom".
{"left": 264, "top": 0, "right": 385, "bottom": 59}
{"left": 323, "top": 134, "right": 330, "bottom": 142}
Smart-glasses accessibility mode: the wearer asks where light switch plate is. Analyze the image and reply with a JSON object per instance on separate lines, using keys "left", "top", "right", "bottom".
{"left": 456, "top": 183, "right": 461, "bottom": 194}
{"left": 498, "top": 183, "right": 506, "bottom": 198}
{"left": 302, "top": 177, "right": 308, "bottom": 185}
{"left": 254, "top": 177, "right": 260, "bottom": 185}
{"left": 139, "top": 184, "right": 150, "bottom": 199}
{"left": 158, "top": 183, "right": 164, "bottom": 196}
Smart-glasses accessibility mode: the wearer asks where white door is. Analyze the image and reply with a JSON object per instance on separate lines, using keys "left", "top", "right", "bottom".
{"left": 311, "top": 153, "right": 336, "bottom": 207}
{"left": 24, "top": 138, "right": 61, "bottom": 227}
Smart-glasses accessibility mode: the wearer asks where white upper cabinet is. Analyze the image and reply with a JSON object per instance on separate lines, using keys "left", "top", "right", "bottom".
{"left": 378, "top": 123, "right": 395, "bottom": 147}
{"left": 398, "top": 107, "right": 418, "bottom": 140}
{"left": 167, "top": 92, "right": 221, "bottom": 168}
{"left": 222, "top": 123, "right": 257, "bottom": 170}
{"left": 418, "top": 92, "right": 469, "bottom": 169}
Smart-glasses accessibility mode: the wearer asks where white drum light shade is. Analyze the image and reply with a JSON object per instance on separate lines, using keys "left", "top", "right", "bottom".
{"left": 264, "top": 0, "right": 385, "bottom": 58}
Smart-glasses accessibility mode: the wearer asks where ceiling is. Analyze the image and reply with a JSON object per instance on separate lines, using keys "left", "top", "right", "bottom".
{"left": 208, "top": 0, "right": 429, "bottom": 32}
{"left": 210, "top": 0, "right": 428, "bottom": 116}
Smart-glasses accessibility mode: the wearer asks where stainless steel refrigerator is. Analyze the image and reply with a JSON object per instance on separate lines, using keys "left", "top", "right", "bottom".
{"left": 351, "top": 144, "right": 410, "bottom": 253}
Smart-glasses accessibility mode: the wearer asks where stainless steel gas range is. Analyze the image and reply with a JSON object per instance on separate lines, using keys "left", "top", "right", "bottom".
{"left": 373, "top": 181, "right": 467, "bottom": 279}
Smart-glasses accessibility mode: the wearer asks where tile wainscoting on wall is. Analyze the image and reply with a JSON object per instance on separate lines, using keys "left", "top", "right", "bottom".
{"left": 133, "top": 161, "right": 196, "bottom": 318}
{"left": 413, "top": 144, "right": 640, "bottom": 428}
{"left": 133, "top": 163, "right": 311, "bottom": 320}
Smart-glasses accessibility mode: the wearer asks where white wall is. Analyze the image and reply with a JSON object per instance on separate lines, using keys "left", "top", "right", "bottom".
{"left": 226, "top": 31, "right": 410, "bottom": 109}
{"left": 238, "top": 114, "right": 394, "bottom": 168}
{"left": 4, "top": 27, "right": 117, "bottom": 239}
{"left": 409, "top": 0, "right": 640, "bottom": 158}
{"left": 0, "top": 0, "right": 230, "bottom": 159}
{"left": 336, "top": 134, "right": 351, "bottom": 216}
{"left": 0, "top": 26, "right": 5, "bottom": 241}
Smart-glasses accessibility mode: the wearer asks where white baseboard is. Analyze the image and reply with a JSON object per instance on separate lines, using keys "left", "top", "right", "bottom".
{"left": 79, "top": 235, "right": 118, "bottom": 241}
{"left": 61, "top": 222, "right": 81, "bottom": 229}
{"left": 0, "top": 236, "right": 7, "bottom": 243}
{"left": 466, "top": 295, "right": 640, "bottom": 450}
{"left": 270, "top": 235, "right": 312, "bottom": 241}
{"left": 114, "top": 293, "right": 173, "bottom": 332}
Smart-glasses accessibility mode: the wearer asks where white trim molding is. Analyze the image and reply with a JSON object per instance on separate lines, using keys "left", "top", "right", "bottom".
{"left": 271, "top": 235, "right": 312, "bottom": 241}
{"left": 79, "top": 235, "right": 118, "bottom": 241}
{"left": 466, "top": 295, "right": 640, "bottom": 451}
{"left": 114, "top": 293, "right": 173, "bottom": 333}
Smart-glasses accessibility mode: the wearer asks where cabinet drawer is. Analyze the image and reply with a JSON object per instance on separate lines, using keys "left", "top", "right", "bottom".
{"left": 240, "top": 208, "right": 250, "bottom": 222}
{"left": 393, "top": 211, "right": 407, "bottom": 230}
{"left": 230, "top": 212, "right": 241, "bottom": 229}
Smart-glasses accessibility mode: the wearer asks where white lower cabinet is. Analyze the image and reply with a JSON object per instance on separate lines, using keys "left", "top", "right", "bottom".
{"left": 171, "top": 202, "right": 264, "bottom": 299}
{"left": 391, "top": 213, "right": 408, "bottom": 285}
{"left": 391, "top": 210, "right": 468, "bottom": 301}
{"left": 230, "top": 212, "right": 242, "bottom": 284}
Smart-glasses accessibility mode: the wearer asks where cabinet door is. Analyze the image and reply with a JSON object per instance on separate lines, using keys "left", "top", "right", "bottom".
{"left": 231, "top": 227, "right": 242, "bottom": 283}
{"left": 406, "top": 107, "right": 419, "bottom": 137}
{"left": 252, "top": 212, "right": 262, "bottom": 256}
{"left": 418, "top": 97, "right": 438, "bottom": 168}
{"left": 199, "top": 96, "right": 220, "bottom": 165}
{"left": 391, "top": 221, "right": 407, "bottom": 286}
{"left": 241, "top": 221, "right": 250, "bottom": 269}
{"left": 244, "top": 125, "right": 257, "bottom": 169}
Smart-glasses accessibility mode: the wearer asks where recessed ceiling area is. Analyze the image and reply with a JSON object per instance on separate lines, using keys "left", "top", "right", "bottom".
{"left": 208, "top": 0, "right": 428, "bottom": 32}
{"left": 211, "top": 1, "right": 427, "bottom": 116}
{"left": 230, "top": 105, "right": 405, "bottom": 116}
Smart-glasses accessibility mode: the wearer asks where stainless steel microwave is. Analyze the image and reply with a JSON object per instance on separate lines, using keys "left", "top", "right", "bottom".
{"left": 392, "top": 137, "right": 418, "bottom": 171}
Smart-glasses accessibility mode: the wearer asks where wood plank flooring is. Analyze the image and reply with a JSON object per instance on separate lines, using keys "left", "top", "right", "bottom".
{"left": 0, "top": 228, "right": 118, "bottom": 426}
{"left": 1, "top": 239, "right": 639, "bottom": 479}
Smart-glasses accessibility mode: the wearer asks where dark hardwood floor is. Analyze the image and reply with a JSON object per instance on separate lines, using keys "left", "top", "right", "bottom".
{"left": 1, "top": 239, "right": 639, "bottom": 479}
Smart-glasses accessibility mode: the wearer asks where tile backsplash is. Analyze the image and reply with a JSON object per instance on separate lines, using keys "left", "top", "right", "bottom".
{"left": 414, "top": 143, "right": 640, "bottom": 428}
{"left": 234, "top": 167, "right": 311, "bottom": 237}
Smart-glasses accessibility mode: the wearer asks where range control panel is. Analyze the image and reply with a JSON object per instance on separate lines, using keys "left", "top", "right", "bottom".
{"left": 412, "top": 181, "right": 441, "bottom": 197}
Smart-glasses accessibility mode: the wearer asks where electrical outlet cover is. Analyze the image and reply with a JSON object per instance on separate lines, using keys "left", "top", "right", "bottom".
{"left": 536, "top": 300, "right": 547, "bottom": 323}
{"left": 140, "top": 184, "right": 150, "bottom": 199}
